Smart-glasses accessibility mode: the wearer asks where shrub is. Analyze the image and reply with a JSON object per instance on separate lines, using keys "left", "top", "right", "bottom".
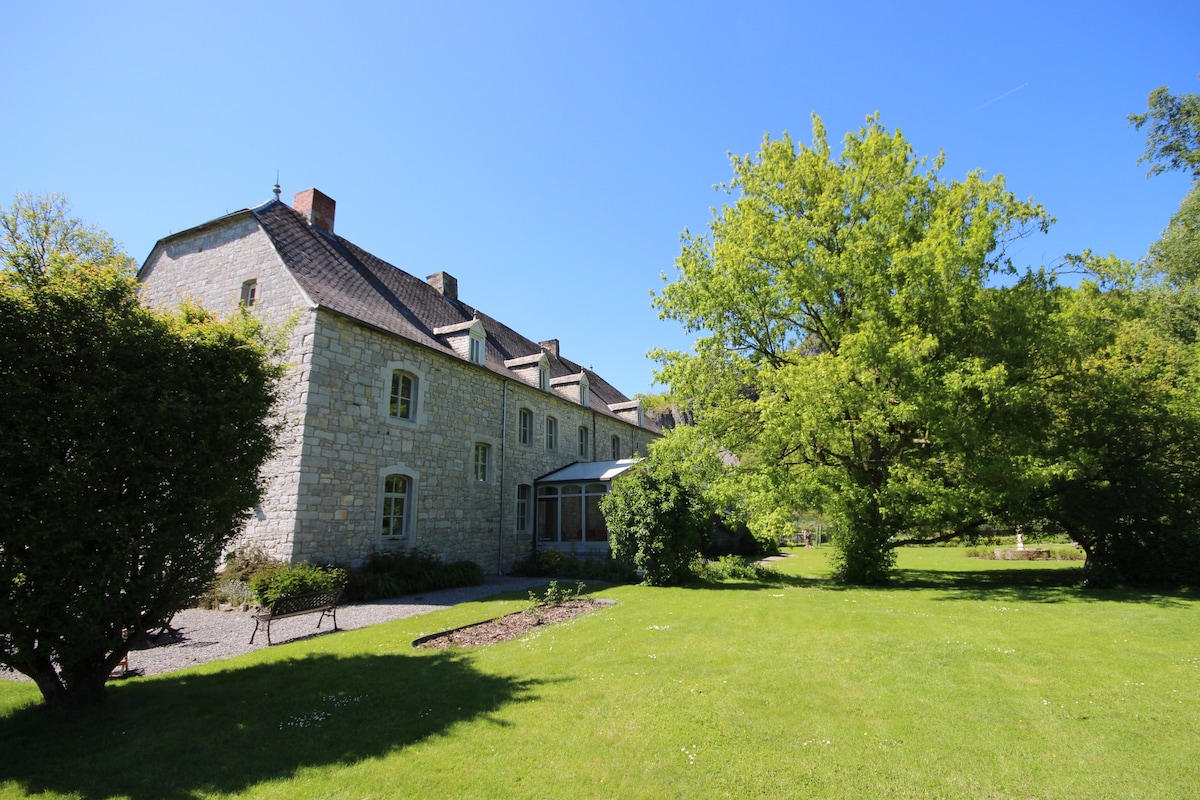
{"left": 250, "top": 562, "right": 347, "bottom": 605}
{"left": 695, "top": 555, "right": 784, "bottom": 583}
{"left": 601, "top": 455, "right": 714, "bottom": 586}
{"left": 341, "top": 550, "right": 484, "bottom": 602}
{"left": 509, "top": 552, "right": 638, "bottom": 584}
{"left": 199, "top": 546, "right": 286, "bottom": 609}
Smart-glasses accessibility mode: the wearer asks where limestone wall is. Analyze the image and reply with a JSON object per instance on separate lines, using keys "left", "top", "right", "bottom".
{"left": 136, "top": 214, "right": 657, "bottom": 574}
{"left": 137, "top": 216, "right": 314, "bottom": 562}
{"left": 292, "top": 311, "right": 654, "bottom": 572}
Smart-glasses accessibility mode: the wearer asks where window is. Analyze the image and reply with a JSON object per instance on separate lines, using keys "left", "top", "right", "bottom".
{"left": 538, "top": 362, "right": 550, "bottom": 391}
{"left": 518, "top": 408, "right": 533, "bottom": 446}
{"left": 611, "top": 435, "right": 620, "bottom": 459}
{"left": 580, "top": 377, "right": 589, "bottom": 408}
{"left": 578, "top": 426, "right": 589, "bottom": 459}
{"left": 381, "top": 473, "right": 411, "bottom": 539}
{"left": 537, "top": 482, "right": 609, "bottom": 542}
{"left": 516, "top": 484, "right": 532, "bottom": 532}
{"left": 469, "top": 330, "right": 486, "bottom": 365}
{"left": 536, "top": 486, "right": 559, "bottom": 542}
{"left": 390, "top": 370, "right": 416, "bottom": 420}
{"left": 545, "top": 417, "right": 558, "bottom": 450}
{"left": 240, "top": 279, "right": 257, "bottom": 307}
{"left": 473, "top": 442, "right": 491, "bottom": 482}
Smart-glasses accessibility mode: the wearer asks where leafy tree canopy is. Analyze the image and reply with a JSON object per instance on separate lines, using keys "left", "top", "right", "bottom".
{"left": 0, "top": 194, "right": 284, "bottom": 707}
{"left": 1129, "top": 77, "right": 1200, "bottom": 180}
{"left": 653, "top": 114, "right": 1060, "bottom": 583}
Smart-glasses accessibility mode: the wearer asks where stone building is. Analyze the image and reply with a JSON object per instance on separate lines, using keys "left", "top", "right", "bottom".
{"left": 137, "top": 187, "right": 658, "bottom": 573}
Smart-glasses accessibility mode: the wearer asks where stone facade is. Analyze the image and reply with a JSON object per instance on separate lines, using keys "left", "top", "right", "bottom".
{"left": 137, "top": 191, "right": 657, "bottom": 574}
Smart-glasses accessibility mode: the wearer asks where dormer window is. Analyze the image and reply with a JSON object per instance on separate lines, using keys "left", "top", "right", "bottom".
{"left": 433, "top": 318, "right": 487, "bottom": 366}
{"left": 505, "top": 352, "right": 552, "bottom": 391}
{"left": 550, "top": 371, "right": 590, "bottom": 406}
{"left": 469, "top": 329, "right": 485, "bottom": 365}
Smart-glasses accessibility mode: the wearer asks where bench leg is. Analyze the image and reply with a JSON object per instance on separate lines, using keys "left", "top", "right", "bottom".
{"left": 316, "top": 607, "right": 338, "bottom": 632}
{"left": 250, "top": 619, "right": 261, "bottom": 645}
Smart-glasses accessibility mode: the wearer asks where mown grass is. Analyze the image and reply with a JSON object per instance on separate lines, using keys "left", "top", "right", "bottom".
{"left": 2, "top": 547, "right": 1197, "bottom": 799}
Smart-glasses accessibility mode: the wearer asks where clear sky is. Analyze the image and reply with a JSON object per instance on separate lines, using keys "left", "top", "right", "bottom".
{"left": 2, "top": 1, "right": 1196, "bottom": 397}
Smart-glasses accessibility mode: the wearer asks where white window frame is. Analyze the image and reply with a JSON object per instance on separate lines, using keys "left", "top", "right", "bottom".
{"left": 545, "top": 416, "right": 558, "bottom": 451}
{"left": 516, "top": 483, "right": 532, "bottom": 532}
{"left": 380, "top": 361, "right": 427, "bottom": 425}
{"left": 578, "top": 426, "right": 589, "bottom": 459}
{"left": 611, "top": 435, "right": 620, "bottom": 459}
{"left": 518, "top": 408, "right": 533, "bottom": 446}
{"left": 537, "top": 482, "right": 610, "bottom": 542}
{"left": 390, "top": 369, "right": 417, "bottom": 420}
{"left": 538, "top": 361, "right": 550, "bottom": 391}
{"left": 380, "top": 467, "right": 417, "bottom": 542}
{"left": 240, "top": 279, "right": 258, "bottom": 307}
{"left": 473, "top": 442, "right": 491, "bottom": 482}
{"left": 468, "top": 325, "right": 486, "bottom": 366}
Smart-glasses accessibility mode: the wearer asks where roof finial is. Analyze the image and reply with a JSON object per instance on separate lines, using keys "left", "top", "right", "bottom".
{"left": 272, "top": 170, "right": 281, "bottom": 201}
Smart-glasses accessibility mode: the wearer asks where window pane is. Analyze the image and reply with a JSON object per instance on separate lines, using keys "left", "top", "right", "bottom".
{"left": 516, "top": 484, "right": 531, "bottom": 531}
{"left": 474, "top": 443, "right": 489, "bottom": 481}
{"left": 561, "top": 495, "right": 583, "bottom": 541}
{"left": 537, "top": 497, "right": 558, "bottom": 541}
{"left": 519, "top": 409, "right": 532, "bottom": 445}
{"left": 585, "top": 493, "right": 607, "bottom": 541}
{"left": 382, "top": 474, "right": 409, "bottom": 538}
{"left": 391, "top": 371, "right": 414, "bottom": 419}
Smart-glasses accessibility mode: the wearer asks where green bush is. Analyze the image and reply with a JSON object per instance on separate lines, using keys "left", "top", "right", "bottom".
{"left": 695, "top": 555, "right": 784, "bottom": 583}
{"left": 341, "top": 550, "right": 484, "bottom": 602}
{"left": 250, "top": 562, "right": 347, "bottom": 605}
{"left": 199, "top": 546, "right": 286, "bottom": 609}
{"left": 602, "top": 455, "right": 713, "bottom": 586}
{"left": 509, "top": 551, "right": 638, "bottom": 584}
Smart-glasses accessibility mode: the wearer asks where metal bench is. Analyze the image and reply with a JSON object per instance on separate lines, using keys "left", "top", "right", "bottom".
{"left": 249, "top": 588, "right": 342, "bottom": 645}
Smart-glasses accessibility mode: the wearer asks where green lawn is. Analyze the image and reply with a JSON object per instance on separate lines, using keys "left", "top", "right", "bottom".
{"left": 2, "top": 548, "right": 1197, "bottom": 799}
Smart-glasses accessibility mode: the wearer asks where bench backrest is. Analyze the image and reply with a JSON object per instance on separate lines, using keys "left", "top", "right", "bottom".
{"left": 269, "top": 588, "right": 342, "bottom": 616}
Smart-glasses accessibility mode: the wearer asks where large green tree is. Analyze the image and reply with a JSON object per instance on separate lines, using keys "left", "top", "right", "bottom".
{"left": 1030, "top": 283, "right": 1200, "bottom": 587}
{"left": 653, "top": 115, "right": 1054, "bottom": 583}
{"left": 0, "top": 194, "right": 284, "bottom": 707}
{"left": 1129, "top": 76, "right": 1200, "bottom": 180}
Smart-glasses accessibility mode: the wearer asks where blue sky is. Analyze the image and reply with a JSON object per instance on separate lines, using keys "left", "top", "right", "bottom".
{"left": 2, "top": 1, "right": 1196, "bottom": 397}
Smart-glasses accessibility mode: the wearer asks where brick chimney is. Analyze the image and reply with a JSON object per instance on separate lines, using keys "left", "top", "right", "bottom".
{"left": 427, "top": 271, "right": 458, "bottom": 300}
{"left": 539, "top": 339, "right": 560, "bottom": 358}
{"left": 293, "top": 188, "right": 336, "bottom": 233}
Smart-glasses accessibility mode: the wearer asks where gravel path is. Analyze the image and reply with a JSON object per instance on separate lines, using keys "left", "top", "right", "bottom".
{"left": 3, "top": 577, "right": 550, "bottom": 682}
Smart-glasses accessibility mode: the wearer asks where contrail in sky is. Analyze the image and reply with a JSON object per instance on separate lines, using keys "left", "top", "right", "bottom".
{"left": 970, "top": 82, "right": 1030, "bottom": 113}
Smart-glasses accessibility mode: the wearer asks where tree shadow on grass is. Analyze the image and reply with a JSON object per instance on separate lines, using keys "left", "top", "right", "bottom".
{"left": 675, "top": 564, "right": 1195, "bottom": 607}
{"left": 0, "top": 651, "right": 547, "bottom": 799}
{"left": 889, "top": 566, "right": 1194, "bottom": 607}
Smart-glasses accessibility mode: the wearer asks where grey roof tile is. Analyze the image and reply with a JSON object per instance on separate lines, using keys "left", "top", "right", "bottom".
{"left": 250, "top": 200, "right": 657, "bottom": 430}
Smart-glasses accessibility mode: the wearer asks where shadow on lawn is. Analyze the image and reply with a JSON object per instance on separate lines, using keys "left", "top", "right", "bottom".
{"left": 0, "top": 651, "right": 546, "bottom": 800}
{"left": 684, "top": 565, "right": 1194, "bottom": 607}
{"left": 890, "top": 566, "right": 1193, "bottom": 607}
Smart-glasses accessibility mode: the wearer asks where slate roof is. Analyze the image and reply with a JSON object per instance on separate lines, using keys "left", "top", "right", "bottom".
{"left": 242, "top": 199, "right": 654, "bottom": 430}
